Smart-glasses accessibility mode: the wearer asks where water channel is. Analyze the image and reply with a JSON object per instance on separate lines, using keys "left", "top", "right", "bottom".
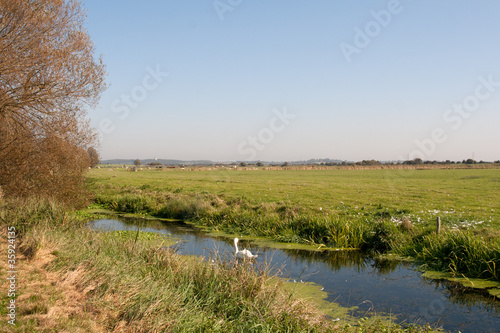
{"left": 90, "top": 217, "right": 500, "bottom": 333}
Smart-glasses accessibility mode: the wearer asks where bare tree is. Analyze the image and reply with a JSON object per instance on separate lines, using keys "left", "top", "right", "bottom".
{"left": 0, "top": 0, "right": 106, "bottom": 203}
{"left": 87, "top": 147, "right": 100, "bottom": 168}
{"left": 134, "top": 159, "right": 142, "bottom": 166}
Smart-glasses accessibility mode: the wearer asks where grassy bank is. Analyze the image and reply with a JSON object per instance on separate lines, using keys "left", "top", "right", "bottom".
{"left": 86, "top": 167, "right": 500, "bottom": 281}
{"left": 1, "top": 199, "right": 435, "bottom": 332}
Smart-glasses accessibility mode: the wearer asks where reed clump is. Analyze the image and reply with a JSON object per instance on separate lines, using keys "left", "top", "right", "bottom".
{"left": 398, "top": 230, "right": 500, "bottom": 280}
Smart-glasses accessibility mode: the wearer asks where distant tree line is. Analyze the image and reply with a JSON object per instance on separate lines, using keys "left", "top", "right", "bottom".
{"left": 317, "top": 158, "right": 500, "bottom": 166}
{"left": 120, "top": 159, "right": 500, "bottom": 169}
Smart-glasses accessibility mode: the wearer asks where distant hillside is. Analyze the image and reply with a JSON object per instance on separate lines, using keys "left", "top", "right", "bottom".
{"left": 100, "top": 159, "right": 213, "bottom": 165}
{"left": 291, "top": 158, "right": 345, "bottom": 165}
{"left": 100, "top": 158, "right": 346, "bottom": 166}
{"left": 100, "top": 158, "right": 498, "bottom": 166}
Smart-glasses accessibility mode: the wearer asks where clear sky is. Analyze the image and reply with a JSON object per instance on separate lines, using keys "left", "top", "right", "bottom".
{"left": 83, "top": 0, "right": 500, "bottom": 162}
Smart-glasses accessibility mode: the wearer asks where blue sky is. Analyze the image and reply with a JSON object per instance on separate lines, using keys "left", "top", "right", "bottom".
{"left": 83, "top": 0, "right": 500, "bottom": 162}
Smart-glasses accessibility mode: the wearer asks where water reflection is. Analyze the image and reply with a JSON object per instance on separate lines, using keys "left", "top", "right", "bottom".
{"left": 371, "top": 257, "right": 403, "bottom": 275}
{"left": 422, "top": 276, "right": 500, "bottom": 315}
{"left": 281, "top": 249, "right": 369, "bottom": 272}
{"left": 89, "top": 217, "right": 500, "bottom": 333}
{"left": 280, "top": 249, "right": 405, "bottom": 275}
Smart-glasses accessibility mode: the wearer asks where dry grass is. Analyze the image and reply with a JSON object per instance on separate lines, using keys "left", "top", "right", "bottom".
{"left": 0, "top": 228, "right": 105, "bottom": 332}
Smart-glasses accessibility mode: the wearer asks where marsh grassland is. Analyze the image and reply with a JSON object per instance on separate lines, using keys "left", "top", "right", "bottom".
{"left": 88, "top": 166, "right": 500, "bottom": 281}
{"left": 1, "top": 199, "right": 433, "bottom": 332}
{"left": 2, "top": 166, "right": 498, "bottom": 332}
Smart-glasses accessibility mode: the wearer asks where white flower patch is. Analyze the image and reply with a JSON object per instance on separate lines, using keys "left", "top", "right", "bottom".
{"left": 450, "top": 220, "right": 486, "bottom": 229}
{"left": 390, "top": 216, "right": 401, "bottom": 224}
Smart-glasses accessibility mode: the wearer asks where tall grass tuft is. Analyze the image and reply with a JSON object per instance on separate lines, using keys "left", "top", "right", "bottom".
{"left": 398, "top": 230, "right": 500, "bottom": 280}
{"left": 1, "top": 197, "right": 69, "bottom": 235}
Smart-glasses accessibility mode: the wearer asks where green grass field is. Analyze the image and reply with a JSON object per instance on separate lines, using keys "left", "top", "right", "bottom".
{"left": 86, "top": 167, "right": 500, "bottom": 281}
{"left": 88, "top": 167, "right": 500, "bottom": 229}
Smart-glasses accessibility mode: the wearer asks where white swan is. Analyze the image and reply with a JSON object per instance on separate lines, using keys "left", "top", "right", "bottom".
{"left": 234, "top": 238, "right": 258, "bottom": 259}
